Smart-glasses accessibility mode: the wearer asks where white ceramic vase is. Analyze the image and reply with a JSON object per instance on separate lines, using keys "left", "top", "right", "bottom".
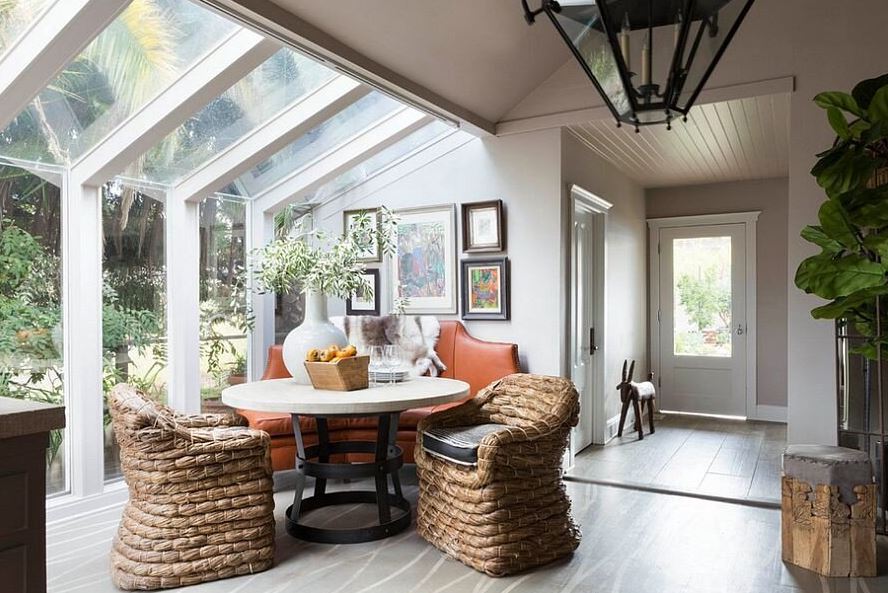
{"left": 282, "top": 290, "right": 347, "bottom": 384}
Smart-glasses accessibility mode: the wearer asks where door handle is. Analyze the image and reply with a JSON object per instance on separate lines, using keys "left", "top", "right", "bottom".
{"left": 736, "top": 323, "right": 745, "bottom": 336}
{"left": 590, "top": 327, "right": 599, "bottom": 354}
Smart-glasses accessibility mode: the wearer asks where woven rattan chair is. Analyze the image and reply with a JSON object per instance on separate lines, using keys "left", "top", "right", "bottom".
{"left": 414, "top": 373, "right": 581, "bottom": 577}
{"left": 108, "top": 383, "right": 275, "bottom": 591}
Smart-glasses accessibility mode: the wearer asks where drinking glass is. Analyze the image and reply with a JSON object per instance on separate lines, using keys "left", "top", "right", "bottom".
{"left": 383, "top": 345, "right": 402, "bottom": 384}
{"left": 368, "top": 345, "right": 384, "bottom": 387}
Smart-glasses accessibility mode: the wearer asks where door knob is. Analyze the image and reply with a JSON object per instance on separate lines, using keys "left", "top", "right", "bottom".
{"left": 736, "top": 324, "right": 744, "bottom": 335}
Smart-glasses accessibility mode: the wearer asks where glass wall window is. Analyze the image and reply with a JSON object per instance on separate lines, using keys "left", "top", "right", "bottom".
{"left": 0, "top": 0, "right": 238, "bottom": 167}
{"left": 0, "top": 0, "right": 53, "bottom": 57}
{"left": 303, "top": 120, "right": 453, "bottom": 204}
{"left": 102, "top": 180, "right": 167, "bottom": 481}
{"left": 199, "top": 195, "right": 247, "bottom": 410}
{"left": 0, "top": 162, "right": 67, "bottom": 495}
{"left": 229, "top": 92, "right": 403, "bottom": 197}
{"left": 137, "top": 49, "right": 335, "bottom": 186}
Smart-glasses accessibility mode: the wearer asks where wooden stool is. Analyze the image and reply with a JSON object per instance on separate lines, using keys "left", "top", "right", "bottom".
{"left": 781, "top": 445, "right": 877, "bottom": 577}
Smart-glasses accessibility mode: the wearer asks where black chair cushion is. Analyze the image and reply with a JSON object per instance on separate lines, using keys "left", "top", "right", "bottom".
{"left": 421, "top": 423, "right": 509, "bottom": 465}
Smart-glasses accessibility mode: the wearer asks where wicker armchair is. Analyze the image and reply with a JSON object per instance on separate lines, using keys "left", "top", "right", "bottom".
{"left": 414, "top": 373, "right": 580, "bottom": 577}
{"left": 108, "top": 384, "right": 275, "bottom": 591}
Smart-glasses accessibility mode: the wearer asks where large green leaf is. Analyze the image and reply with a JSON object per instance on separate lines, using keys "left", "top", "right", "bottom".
{"left": 814, "top": 91, "right": 865, "bottom": 117}
{"left": 811, "top": 286, "right": 888, "bottom": 319}
{"left": 839, "top": 186, "right": 888, "bottom": 227}
{"left": 800, "top": 225, "right": 843, "bottom": 255}
{"left": 852, "top": 73, "right": 888, "bottom": 109}
{"left": 868, "top": 86, "right": 888, "bottom": 125}
{"left": 826, "top": 107, "right": 851, "bottom": 139}
{"left": 818, "top": 200, "right": 857, "bottom": 248}
{"left": 814, "top": 149, "right": 878, "bottom": 198}
{"left": 795, "top": 253, "right": 886, "bottom": 299}
{"left": 863, "top": 232, "right": 888, "bottom": 261}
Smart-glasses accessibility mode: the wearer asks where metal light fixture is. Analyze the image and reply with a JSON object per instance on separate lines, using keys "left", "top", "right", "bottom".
{"left": 523, "top": 0, "right": 755, "bottom": 130}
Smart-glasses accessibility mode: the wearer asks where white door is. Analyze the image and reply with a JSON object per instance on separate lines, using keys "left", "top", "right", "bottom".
{"left": 570, "top": 206, "right": 597, "bottom": 450}
{"left": 657, "top": 224, "right": 747, "bottom": 416}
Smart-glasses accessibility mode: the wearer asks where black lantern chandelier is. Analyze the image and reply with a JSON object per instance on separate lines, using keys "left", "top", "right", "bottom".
{"left": 523, "top": 0, "right": 755, "bottom": 130}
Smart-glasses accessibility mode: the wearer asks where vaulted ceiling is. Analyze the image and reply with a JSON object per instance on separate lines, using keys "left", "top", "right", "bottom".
{"left": 239, "top": 0, "right": 572, "bottom": 123}
{"left": 568, "top": 93, "right": 790, "bottom": 188}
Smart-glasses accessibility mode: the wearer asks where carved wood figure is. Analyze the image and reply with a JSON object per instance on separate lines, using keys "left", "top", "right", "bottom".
{"left": 616, "top": 359, "right": 656, "bottom": 440}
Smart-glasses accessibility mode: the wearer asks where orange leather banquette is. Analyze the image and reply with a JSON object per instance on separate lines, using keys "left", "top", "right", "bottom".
{"left": 237, "top": 320, "right": 520, "bottom": 471}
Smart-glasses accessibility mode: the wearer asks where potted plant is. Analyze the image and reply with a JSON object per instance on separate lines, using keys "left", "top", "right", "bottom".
{"left": 227, "top": 352, "right": 247, "bottom": 385}
{"left": 253, "top": 209, "right": 397, "bottom": 383}
{"left": 794, "top": 74, "right": 888, "bottom": 495}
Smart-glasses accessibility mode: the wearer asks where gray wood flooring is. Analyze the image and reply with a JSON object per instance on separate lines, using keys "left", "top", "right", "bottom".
{"left": 47, "top": 466, "right": 888, "bottom": 593}
{"left": 569, "top": 414, "right": 786, "bottom": 503}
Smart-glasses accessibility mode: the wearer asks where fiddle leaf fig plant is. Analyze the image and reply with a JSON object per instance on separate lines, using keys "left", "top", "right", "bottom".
{"left": 795, "top": 74, "right": 888, "bottom": 359}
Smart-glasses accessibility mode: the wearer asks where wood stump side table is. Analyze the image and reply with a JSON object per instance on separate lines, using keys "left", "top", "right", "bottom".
{"left": 781, "top": 445, "right": 877, "bottom": 577}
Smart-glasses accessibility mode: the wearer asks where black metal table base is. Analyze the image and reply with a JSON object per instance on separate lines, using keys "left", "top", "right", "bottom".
{"left": 285, "top": 412, "right": 411, "bottom": 544}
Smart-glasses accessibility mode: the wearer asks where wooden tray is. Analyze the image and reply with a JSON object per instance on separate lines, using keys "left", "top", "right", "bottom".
{"left": 304, "top": 355, "right": 370, "bottom": 391}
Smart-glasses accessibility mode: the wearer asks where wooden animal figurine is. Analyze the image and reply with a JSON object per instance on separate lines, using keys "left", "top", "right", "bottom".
{"left": 616, "top": 359, "right": 656, "bottom": 440}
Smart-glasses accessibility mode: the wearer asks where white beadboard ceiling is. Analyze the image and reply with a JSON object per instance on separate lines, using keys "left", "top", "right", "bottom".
{"left": 567, "top": 93, "right": 790, "bottom": 188}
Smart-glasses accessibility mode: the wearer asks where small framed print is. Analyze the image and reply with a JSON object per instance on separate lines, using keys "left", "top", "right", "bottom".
{"left": 461, "top": 257, "right": 509, "bottom": 320}
{"left": 462, "top": 199, "right": 504, "bottom": 253}
{"left": 346, "top": 268, "right": 381, "bottom": 316}
{"left": 343, "top": 208, "right": 381, "bottom": 262}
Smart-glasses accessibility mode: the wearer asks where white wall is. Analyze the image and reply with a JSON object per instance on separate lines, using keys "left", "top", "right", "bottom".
{"left": 561, "top": 131, "right": 648, "bottom": 419}
{"left": 314, "top": 129, "right": 565, "bottom": 374}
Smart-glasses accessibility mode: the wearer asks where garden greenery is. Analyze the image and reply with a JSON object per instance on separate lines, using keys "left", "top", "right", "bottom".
{"left": 795, "top": 73, "right": 888, "bottom": 359}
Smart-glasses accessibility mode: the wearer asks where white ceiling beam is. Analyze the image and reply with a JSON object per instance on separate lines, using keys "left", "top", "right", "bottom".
{"left": 0, "top": 0, "right": 130, "bottom": 131}
{"left": 172, "top": 76, "right": 370, "bottom": 202}
{"left": 256, "top": 109, "right": 432, "bottom": 214}
{"left": 71, "top": 28, "right": 279, "bottom": 187}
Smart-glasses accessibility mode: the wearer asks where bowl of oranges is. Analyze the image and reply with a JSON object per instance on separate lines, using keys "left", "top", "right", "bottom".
{"left": 303, "top": 345, "right": 369, "bottom": 391}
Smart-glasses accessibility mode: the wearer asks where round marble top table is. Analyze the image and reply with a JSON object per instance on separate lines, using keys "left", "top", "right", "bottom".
{"left": 222, "top": 377, "right": 470, "bottom": 544}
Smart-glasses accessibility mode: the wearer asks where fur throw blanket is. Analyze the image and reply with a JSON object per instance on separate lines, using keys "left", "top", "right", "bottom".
{"left": 331, "top": 315, "right": 446, "bottom": 377}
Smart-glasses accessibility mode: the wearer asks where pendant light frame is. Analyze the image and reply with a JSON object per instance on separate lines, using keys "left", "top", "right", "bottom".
{"left": 524, "top": 0, "right": 756, "bottom": 128}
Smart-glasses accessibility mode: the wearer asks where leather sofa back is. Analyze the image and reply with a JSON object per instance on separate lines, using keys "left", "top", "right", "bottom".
{"left": 260, "top": 319, "right": 519, "bottom": 394}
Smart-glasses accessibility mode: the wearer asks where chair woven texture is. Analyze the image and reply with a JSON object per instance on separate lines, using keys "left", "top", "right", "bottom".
{"left": 414, "top": 373, "right": 581, "bottom": 577}
{"left": 108, "top": 383, "right": 275, "bottom": 590}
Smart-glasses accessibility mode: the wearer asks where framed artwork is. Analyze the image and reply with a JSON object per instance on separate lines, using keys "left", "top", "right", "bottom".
{"left": 346, "top": 268, "right": 380, "bottom": 316}
{"left": 392, "top": 204, "right": 457, "bottom": 314}
{"left": 343, "top": 208, "right": 381, "bottom": 262}
{"left": 461, "top": 257, "right": 510, "bottom": 320}
{"left": 462, "top": 199, "right": 504, "bottom": 252}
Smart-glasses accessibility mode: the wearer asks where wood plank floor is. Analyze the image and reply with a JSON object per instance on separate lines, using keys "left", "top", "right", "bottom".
{"left": 47, "top": 467, "right": 888, "bottom": 593}
{"left": 569, "top": 414, "right": 786, "bottom": 503}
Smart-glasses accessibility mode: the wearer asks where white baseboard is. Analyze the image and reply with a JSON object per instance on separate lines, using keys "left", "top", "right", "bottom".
{"left": 46, "top": 482, "right": 128, "bottom": 525}
{"left": 749, "top": 404, "right": 787, "bottom": 423}
{"left": 605, "top": 412, "right": 627, "bottom": 443}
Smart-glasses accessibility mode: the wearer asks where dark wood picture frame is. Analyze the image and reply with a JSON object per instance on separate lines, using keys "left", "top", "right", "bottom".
{"left": 460, "top": 257, "right": 510, "bottom": 320}
{"left": 346, "top": 268, "right": 381, "bottom": 316}
{"left": 461, "top": 199, "right": 505, "bottom": 253}
{"left": 343, "top": 207, "right": 382, "bottom": 262}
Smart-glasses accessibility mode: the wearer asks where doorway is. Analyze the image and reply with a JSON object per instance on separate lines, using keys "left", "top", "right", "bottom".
{"left": 568, "top": 185, "right": 612, "bottom": 453}
{"left": 649, "top": 212, "right": 759, "bottom": 418}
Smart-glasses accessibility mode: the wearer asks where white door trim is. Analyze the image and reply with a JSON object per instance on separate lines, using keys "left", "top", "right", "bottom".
{"left": 647, "top": 211, "right": 760, "bottom": 419}
{"left": 569, "top": 184, "right": 612, "bottom": 446}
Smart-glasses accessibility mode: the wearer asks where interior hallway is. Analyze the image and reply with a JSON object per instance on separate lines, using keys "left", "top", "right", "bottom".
{"left": 568, "top": 414, "right": 786, "bottom": 504}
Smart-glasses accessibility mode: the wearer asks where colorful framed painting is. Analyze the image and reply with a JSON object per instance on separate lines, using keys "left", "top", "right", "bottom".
{"left": 343, "top": 208, "right": 381, "bottom": 262}
{"left": 462, "top": 199, "right": 504, "bottom": 253}
{"left": 461, "top": 257, "right": 510, "bottom": 320}
{"left": 392, "top": 204, "right": 457, "bottom": 314}
{"left": 346, "top": 269, "right": 380, "bottom": 316}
